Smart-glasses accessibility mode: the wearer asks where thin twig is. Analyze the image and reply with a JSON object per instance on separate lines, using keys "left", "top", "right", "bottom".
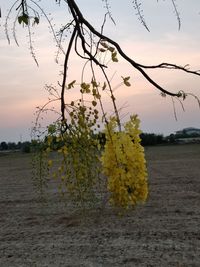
{"left": 66, "top": 0, "right": 200, "bottom": 97}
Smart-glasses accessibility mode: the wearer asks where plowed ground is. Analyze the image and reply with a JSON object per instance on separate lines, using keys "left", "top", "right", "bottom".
{"left": 0, "top": 144, "right": 200, "bottom": 267}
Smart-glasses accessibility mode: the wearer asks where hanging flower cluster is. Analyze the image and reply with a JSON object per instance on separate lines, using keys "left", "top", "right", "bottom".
{"left": 31, "top": 46, "right": 149, "bottom": 211}
{"left": 43, "top": 108, "right": 102, "bottom": 205}
{"left": 54, "top": 125, "right": 101, "bottom": 204}
{"left": 101, "top": 115, "right": 148, "bottom": 209}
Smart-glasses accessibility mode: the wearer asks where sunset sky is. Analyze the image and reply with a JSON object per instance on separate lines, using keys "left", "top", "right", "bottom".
{"left": 0, "top": 0, "right": 200, "bottom": 142}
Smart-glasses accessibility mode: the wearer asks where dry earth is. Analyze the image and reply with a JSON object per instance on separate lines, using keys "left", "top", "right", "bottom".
{"left": 0, "top": 144, "right": 200, "bottom": 267}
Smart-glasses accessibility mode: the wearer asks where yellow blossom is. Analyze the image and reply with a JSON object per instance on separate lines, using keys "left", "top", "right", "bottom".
{"left": 101, "top": 115, "right": 148, "bottom": 209}
{"left": 48, "top": 159, "right": 53, "bottom": 167}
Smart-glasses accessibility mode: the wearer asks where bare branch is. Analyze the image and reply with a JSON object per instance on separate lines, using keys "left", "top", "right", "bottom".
{"left": 66, "top": 0, "right": 200, "bottom": 98}
{"left": 132, "top": 0, "right": 150, "bottom": 32}
{"left": 138, "top": 63, "right": 200, "bottom": 76}
{"left": 5, "top": 0, "right": 20, "bottom": 44}
{"left": 61, "top": 26, "right": 77, "bottom": 126}
{"left": 30, "top": 0, "right": 65, "bottom": 55}
{"left": 101, "top": 0, "right": 116, "bottom": 25}
{"left": 171, "top": 0, "right": 181, "bottom": 30}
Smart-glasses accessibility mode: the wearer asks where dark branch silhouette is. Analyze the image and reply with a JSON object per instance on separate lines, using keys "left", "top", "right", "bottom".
{"left": 4, "top": 0, "right": 200, "bottom": 124}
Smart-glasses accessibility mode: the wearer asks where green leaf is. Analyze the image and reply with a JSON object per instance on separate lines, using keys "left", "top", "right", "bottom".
{"left": 85, "top": 87, "right": 91, "bottom": 93}
{"left": 111, "top": 51, "right": 118, "bottom": 62}
{"left": 102, "top": 82, "right": 107, "bottom": 90}
{"left": 99, "top": 48, "right": 106, "bottom": 52}
{"left": 81, "top": 82, "right": 90, "bottom": 93}
{"left": 18, "top": 14, "right": 29, "bottom": 25}
{"left": 122, "top": 76, "right": 131, "bottom": 87}
{"left": 68, "top": 80, "right": 76, "bottom": 89}
{"left": 91, "top": 79, "right": 98, "bottom": 87}
{"left": 100, "top": 42, "right": 109, "bottom": 49}
{"left": 18, "top": 16, "right": 23, "bottom": 24}
{"left": 22, "top": 14, "right": 29, "bottom": 25}
{"left": 95, "top": 94, "right": 101, "bottom": 99}
{"left": 92, "top": 100, "right": 97, "bottom": 107}
{"left": 112, "top": 57, "right": 118, "bottom": 62}
{"left": 108, "top": 47, "right": 115, "bottom": 53}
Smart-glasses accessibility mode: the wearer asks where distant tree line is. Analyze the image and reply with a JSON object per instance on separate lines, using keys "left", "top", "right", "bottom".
{"left": 166, "top": 131, "right": 200, "bottom": 144}
{"left": 98, "top": 132, "right": 168, "bottom": 147}
{"left": 174, "top": 131, "right": 200, "bottom": 139}
{"left": 140, "top": 133, "right": 167, "bottom": 146}
{"left": 141, "top": 131, "right": 200, "bottom": 146}
{"left": 0, "top": 141, "right": 31, "bottom": 153}
{"left": 1, "top": 130, "right": 199, "bottom": 153}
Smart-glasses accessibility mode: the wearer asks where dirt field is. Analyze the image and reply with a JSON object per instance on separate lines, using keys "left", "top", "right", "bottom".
{"left": 0, "top": 144, "right": 200, "bottom": 267}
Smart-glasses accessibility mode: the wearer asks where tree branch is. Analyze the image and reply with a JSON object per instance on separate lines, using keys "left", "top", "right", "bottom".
{"left": 61, "top": 25, "right": 77, "bottom": 126}
{"left": 66, "top": 0, "right": 200, "bottom": 98}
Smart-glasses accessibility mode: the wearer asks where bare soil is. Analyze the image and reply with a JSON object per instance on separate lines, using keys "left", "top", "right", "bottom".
{"left": 0, "top": 144, "right": 200, "bottom": 267}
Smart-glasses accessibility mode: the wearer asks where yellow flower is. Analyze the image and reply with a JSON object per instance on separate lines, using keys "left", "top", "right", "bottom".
{"left": 48, "top": 159, "right": 53, "bottom": 167}
{"left": 101, "top": 115, "right": 148, "bottom": 209}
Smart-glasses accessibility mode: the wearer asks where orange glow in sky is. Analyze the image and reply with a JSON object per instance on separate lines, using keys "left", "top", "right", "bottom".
{"left": 0, "top": 1, "right": 200, "bottom": 141}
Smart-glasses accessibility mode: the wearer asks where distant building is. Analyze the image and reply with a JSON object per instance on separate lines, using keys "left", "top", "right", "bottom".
{"left": 176, "top": 127, "right": 200, "bottom": 135}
